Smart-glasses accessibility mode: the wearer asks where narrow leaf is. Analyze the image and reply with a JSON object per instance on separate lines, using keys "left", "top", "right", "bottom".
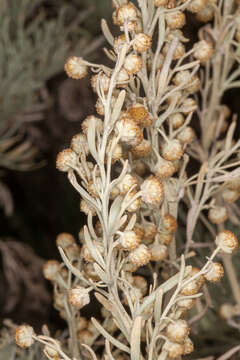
{"left": 130, "top": 316, "right": 142, "bottom": 360}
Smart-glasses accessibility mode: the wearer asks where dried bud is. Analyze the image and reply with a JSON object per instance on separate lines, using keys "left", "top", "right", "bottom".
{"left": 64, "top": 56, "right": 87, "bottom": 80}
{"left": 91, "top": 72, "right": 110, "bottom": 93}
{"left": 124, "top": 190, "right": 142, "bottom": 212}
{"left": 124, "top": 53, "right": 142, "bottom": 75}
{"left": 163, "top": 340, "right": 184, "bottom": 358}
{"left": 205, "top": 262, "right": 224, "bottom": 282}
{"left": 116, "top": 115, "right": 143, "bottom": 146}
{"left": 43, "top": 260, "right": 60, "bottom": 281}
{"left": 15, "top": 325, "right": 35, "bottom": 348}
{"left": 80, "top": 200, "right": 97, "bottom": 216}
{"left": 181, "top": 98, "right": 198, "bottom": 114}
{"left": 215, "top": 230, "right": 238, "bottom": 254}
{"left": 162, "top": 214, "right": 178, "bottom": 233}
{"left": 114, "top": 34, "right": 127, "bottom": 53}
{"left": 71, "top": 133, "right": 89, "bottom": 155}
{"left": 219, "top": 303, "right": 236, "bottom": 320}
{"left": 56, "top": 233, "right": 75, "bottom": 248}
{"left": 162, "top": 42, "right": 185, "bottom": 60}
{"left": 56, "top": 149, "right": 78, "bottom": 172}
{"left": 117, "top": 173, "right": 138, "bottom": 194}
{"left": 44, "top": 344, "right": 60, "bottom": 360}
{"left": 141, "top": 176, "right": 164, "bottom": 206}
{"left": 153, "top": 157, "right": 177, "bottom": 179}
{"left": 68, "top": 287, "right": 90, "bottom": 309}
{"left": 222, "top": 188, "right": 240, "bottom": 203}
{"left": 193, "top": 40, "right": 213, "bottom": 63}
{"left": 196, "top": 5, "right": 214, "bottom": 22}
{"left": 183, "top": 337, "right": 194, "bottom": 355}
{"left": 150, "top": 242, "right": 168, "bottom": 261}
{"left": 82, "top": 115, "right": 103, "bottom": 134}
{"left": 187, "top": 0, "right": 207, "bottom": 12}
{"left": 208, "top": 206, "right": 228, "bottom": 224}
{"left": 162, "top": 139, "right": 183, "bottom": 161}
{"left": 165, "top": 11, "right": 186, "bottom": 29}
{"left": 120, "top": 230, "right": 141, "bottom": 250}
{"left": 159, "top": 231, "right": 174, "bottom": 245}
{"left": 129, "top": 244, "right": 151, "bottom": 266}
{"left": 177, "top": 297, "right": 196, "bottom": 310}
{"left": 127, "top": 103, "right": 149, "bottom": 126}
{"left": 77, "top": 329, "right": 93, "bottom": 346}
{"left": 115, "top": 2, "right": 138, "bottom": 25}
{"left": 177, "top": 127, "right": 196, "bottom": 145}
{"left": 133, "top": 33, "right": 152, "bottom": 53}
{"left": 130, "top": 139, "right": 152, "bottom": 158}
{"left": 166, "top": 319, "right": 189, "bottom": 343}
{"left": 168, "top": 113, "right": 185, "bottom": 129}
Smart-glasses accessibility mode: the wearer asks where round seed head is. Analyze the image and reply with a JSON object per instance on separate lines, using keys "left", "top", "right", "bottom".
{"left": 166, "top": 319, "right": 189, "bottom": 344}
{"left": 115, "top": 2, "right": 138, "bottom": 25}
{"left": 177, "top": 127, "right": 196, "bottom": 145}
{"left": 183, "top": 337, "right": 194, "bottom": 355}
{"left": 71, "top": 133, "right": 89, "bottom": 155}
{"left": 187, "top": 0, "right": 207, "bottom": 12}
{"left": 153, "top": 157, "right": 176, "bottom": 179}
{"left": 205, "top": 262, "right": 224, "bottom": 282}
{"left": 131, "top": 139, "right": 152, "bottom": 158}
{"left": 196, "top": 5, "right": 214, "bottom": 22}
{"left": 117, "top": 173, "right": 138, "bottom": 194}
{"left": 141, "top": 176, "right": 164, "bottom": 206}
{"left": 124, "top": 53, "right": 142, "bottom": 75}
{"left": 129, "top": 244, "right": 151, "bottom": 266}
{"left": 133, "top": 33, "right": 152, "bottom": 53}
{"left": 162, "top": 139, "right": 183, "bottom": 161}
{"left": 80, "top": 200, "right": 97, "bottom": 216}
{"left": 162, "top": 42, "right": 185, "bottom": 60}
{"left": 163, "top": 340, "right": 184, "bottom": 358}
{"left": 159, "top": 231, "right": 174, "bottom": 245}
{"left": 177, "top": 297, "right": 196, "bottom": 310}
{"left": 77, "top": 329, "right": 93, "bottom": 346}
{"left": 68, "top": 287, "right": 90, "bottom": 310}
{"left": 193, "top": 40, "right": 213, "bottom": 63}
{"left": 56, "top": 148, "right": 78, "bottom": 172}
{"left": 162, "top": 214, "right": 178, "bottom": 233}
{"left": 165, "top": 11, "right": 186, "bottom": 29}
{"left": 120, "top": 230, "right": 141, "bottom": 250}
{"left": 181, "top": 98, "right": 198, "bottom": 114}
{"left": 169, "top": 113, "right": 185, "bottom": 129}
{"left": 91, "top": 72, "right": 110, "bottom": 93}
{"left": 116, "top": 115, "right": 143, "bottom": 146}
{"left": 124, "top": 190, "right": 142, "bottom": 213}
{"left": 56, "top": 233, "right": 75, "bottom": 248}
{"left": 15, "top": 325, "right": 35, "bottom": 348}
{"left": 43, "top": 260, "right": 60, "bottom": 281}
{"left": 65, "top": 243, "right": 80, "bottom": 261}
{"left": 215, "top": 230, "right": 238, "bottom": 254}
{"left": 81, "top": 115, "right": 103, "bottom": 134}
{"left": 64, "top": 56, "right": 87, "bottom": 80}
{"left": 127, "top": 103, "right": 149, "bottom": 125}
{"left": 222, "top": 188, "right": 240, "bottom": 203}
{"left": 150, "top": 243, "right": 168, "bottom": 261}
{"left": 44, "top": 344, "right": 60, "bottom": 359}
{"left": 143, "top": 222, "right": 158, "bottom": 243}
{"left": 219, "top": 303, "right": 236, "bottom": 320}
{"left": 208, "top": 206, "right": 228, "bottom": 224}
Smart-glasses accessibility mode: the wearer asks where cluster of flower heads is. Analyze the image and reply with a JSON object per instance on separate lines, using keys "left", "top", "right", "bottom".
{"left": 15, "top": 0, "right": 240, "bottom": 358}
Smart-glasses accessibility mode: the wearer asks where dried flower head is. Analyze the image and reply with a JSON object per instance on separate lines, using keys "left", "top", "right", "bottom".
{"left": 56, "top": 149, "right": 78, "bottom": 172}
{"left": 162, "top": 139, "right": 184, "bottom": 161}
{"left": 133, "top": 33, "right": 152, "bottom": 53}
{"left": 116, "top": 115, "right": 143, "bottom": 146}
{"left": 165, "top": 11, "right": 186, "bottom": 29}
{"left": 166, "top": 319, "right": 189, "bottom": 344}
{"left": 15, "top": 325, "right": 35, "bottom": 348}
{"left": 187, "top": 0, "right": 207, "bottom": 13}
{"left": 56, "top": 233, "right": 75, "bottom": 248}
{"left": 124, "top": 53, "right": 142, "bottom": 75}
{"left": 43, "top": 260, "right": 60, "bottom": 281}
{"left": 205, "top": 262, "right": 224, "bottom": 282}
{"left": 120, "top": 230, "right": 141, "bottom": 250}
{"left": 129, "top": 244, "right": 151, "bottom": 266}
{"left": 141, "top": 176, "right": 164, "bottom": 206}
{"left": 163, "top": 340, "right": 184, "bottom": 358}
{"left": 150, "top": 242, "right": 168, "bottom": 261}
{"left": 64, "top": 56, "right": 88, "bottom": 79}
{"left": 208, "top": 206, "right": 228, "bottom": 224}
{"left": 215, "top": 230, "right": 238, "bottom": 254}
{"left": 115, "top": 2, "right": 138, "bottom": 25}
{"left": 193, "top": 40, "right": 213, "bottom": 63}
{"left": 68, "top": 287, "right": 90, "bottom": 310}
